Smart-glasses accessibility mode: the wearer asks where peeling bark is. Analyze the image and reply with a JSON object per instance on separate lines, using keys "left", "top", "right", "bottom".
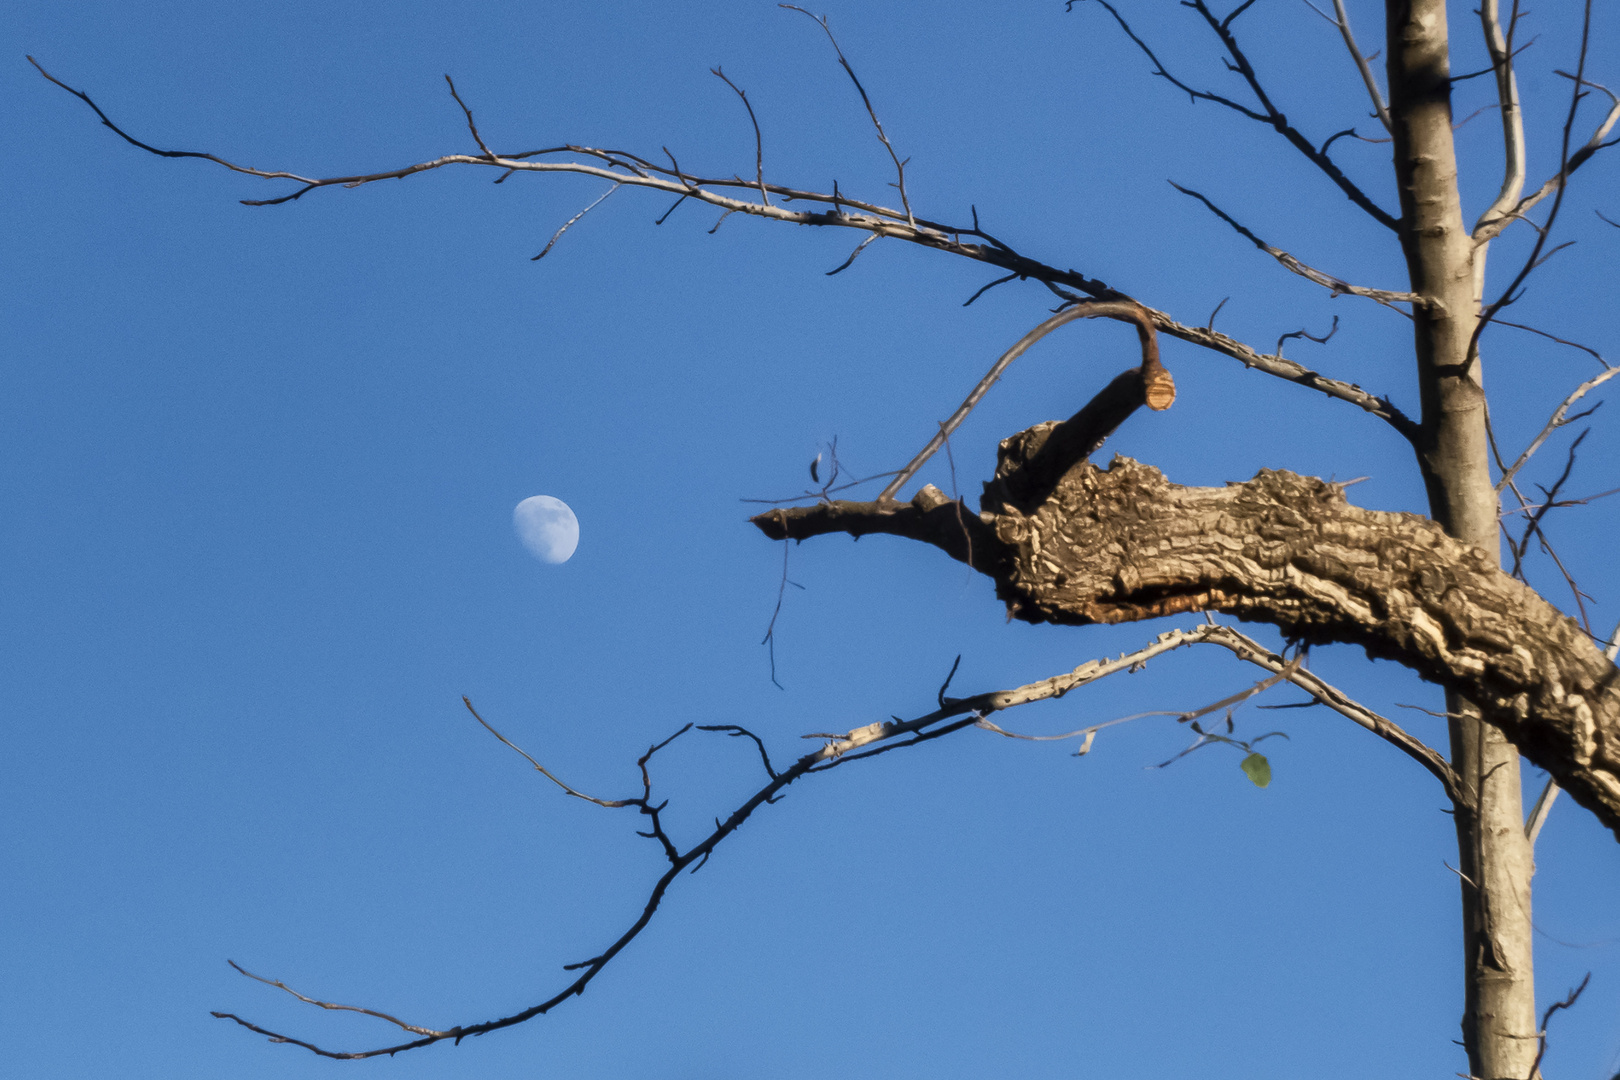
{"left": 753, "top": 449, "right": 1620, "bottom": 841}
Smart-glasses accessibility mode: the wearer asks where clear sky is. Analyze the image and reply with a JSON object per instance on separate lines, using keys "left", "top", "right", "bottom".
{"left": 6, "top": 2, "right": 1619, "bottom": 1077}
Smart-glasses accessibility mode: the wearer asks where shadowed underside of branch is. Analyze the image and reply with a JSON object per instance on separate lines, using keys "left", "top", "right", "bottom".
{"left": 753, "top": 429, "right": 1620, "bottom": 838}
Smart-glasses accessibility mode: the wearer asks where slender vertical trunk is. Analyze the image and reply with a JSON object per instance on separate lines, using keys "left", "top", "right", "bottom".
{"left": 1384, "top": 3, "right": 1537, "bottom": 1077}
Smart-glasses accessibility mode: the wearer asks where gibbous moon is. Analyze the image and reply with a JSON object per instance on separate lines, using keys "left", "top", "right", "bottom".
{"left": 514, "top": 495, "right": 579, "bottom": 564}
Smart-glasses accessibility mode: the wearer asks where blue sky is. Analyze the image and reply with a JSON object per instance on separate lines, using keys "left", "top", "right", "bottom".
{"left": 6, "top": 1, "right": 1619, "bottom": 1077}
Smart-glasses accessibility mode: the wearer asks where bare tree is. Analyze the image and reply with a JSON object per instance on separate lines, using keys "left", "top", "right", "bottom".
{"left": 30, "top": 1, "right": 1620, "bottom": 1076}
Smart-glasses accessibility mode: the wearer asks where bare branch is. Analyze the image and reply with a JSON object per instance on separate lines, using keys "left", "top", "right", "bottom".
{"left": 215, "top": 626, "right": 1224, "bottom": 1058}
{"left": 1328, "top": 0, "right": 1392, "bottom": 132}
{"left": 532, "top": 183, "right": 620, "bottom": 260}
{"left": 1276, "top": 315, "right": 1339, "bottom": 358}
{"left": 876, "top": 301, "right": 1171, "bottom": 504}
{"left": 225, "top": 961, "right": 443, "bottom": 1036}
{"left": 1528, "top": 973, "right": 1592, "bottom": 1080}
{"left": 1525, "top": 774, "right": 1560, "bottom": 844}
{"left": 1471, "top": 0, "right": 1527, "bottom": 240}
{"left": 1493, "top": 319, "right": 1609, "bottom": 367}
{"left": 779, "top": 5, "right": 915, "bottom": 229}
{"left": 710, "top": 67, "right": 770, "bottom": 207}
{"left": 1474, "top": 67, "right": 1620, "bottom": 244}
{"left": 1472, "top": 6, "right": 1598, "bottom": 359}
{"left": 825, "top": 233, "right": 879, "bottom": 275}
{"left": 1199, "top": 627, "right": 1465, "bottom": 805}
{"left": 1171, "top": 182, "right": 1420, "bottom": 309}
{"left": 30, "top": 57, "right": 1414, "bottom": 432}
{"left": 1495, "top": 366, "right": 1619, "bottom": 493}
{"left": 1153, "top": 316, "right": 1419, "bottom": 438}
{"left": 1078, "top": 2, "right": 1399, "bottom": 230}
{"left": 463, "top": 698, "right": 632, "bottom": 808}
{"left": 443, "top": 75, "right": 496, "bottom": 159}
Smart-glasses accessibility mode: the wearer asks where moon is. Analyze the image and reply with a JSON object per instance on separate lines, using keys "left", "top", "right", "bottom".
{"left": 513, "top": 496, "right": 579, "bottom": 564}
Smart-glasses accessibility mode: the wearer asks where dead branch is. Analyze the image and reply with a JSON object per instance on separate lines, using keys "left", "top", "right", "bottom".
{"left": 1527, "top": 972, "right": 1592, "bottom": 1080}
{"left": 1472, "top": 8, "right": 1600, "bottom": 358}
{"left": 28, "top": 56, "right": 1416, "bottom": 437}
{"left": 779, "top": 5, "right": 914, "bottom": 228}
{"left": 754, "top": 445, "right": 1620, "bottom": 837}
{"left": 876, "top": 301, "right": 1171, "bottom": 504}
{"left": 1076, "top": 0, "right": 1399, "bottom": 231}
{"left": 1497, "top": 367, "right": 1619, "bottom": 492}
{"left": 1170, "top": 182, "right": 1421, "bottom": 310}
{"left": 1199, "top": 626, "right": 1464, "bottom": 805}
{"left": 710, "top": 66, "right": 769, "bottom": 207}
{"left": 213, "top": 626, "right": 1223, "bottom": 1058}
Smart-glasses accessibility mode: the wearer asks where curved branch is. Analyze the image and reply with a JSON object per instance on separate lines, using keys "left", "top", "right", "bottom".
{"left": 876, "top": 301, "right": 1171, "bottom": 504}
{"left": 756, "top": 447, "right": 1620, "bottom": 838}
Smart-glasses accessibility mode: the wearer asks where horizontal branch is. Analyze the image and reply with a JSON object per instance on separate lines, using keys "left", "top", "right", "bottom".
{"left": 755, "top": 441, "right": 1620, "bottom": 838}
{"left": 31, "top": 58, "right": 1414, "bottom": 438}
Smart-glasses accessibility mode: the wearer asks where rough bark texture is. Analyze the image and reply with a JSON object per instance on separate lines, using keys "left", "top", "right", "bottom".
{"left": 752, "top": 451, "right": 1620, "bottom": 843}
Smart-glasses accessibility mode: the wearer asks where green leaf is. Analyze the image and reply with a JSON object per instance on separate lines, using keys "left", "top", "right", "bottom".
{"left": 1240, "top": 752, "right": 1271, "bottom": 788}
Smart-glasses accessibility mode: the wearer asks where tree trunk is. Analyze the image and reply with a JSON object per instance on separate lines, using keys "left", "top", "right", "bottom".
{"left": 1385, "top": 2, "right": 1537, "bottom": 1075}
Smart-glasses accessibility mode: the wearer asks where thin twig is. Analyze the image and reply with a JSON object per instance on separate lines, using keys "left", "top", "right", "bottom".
{"left": 1201, "top": 626, "right": 1464, "bottom": 804}
{"left": 1328, "top": 0, "right": 1392, "bottom": 132}
{"left": 443, "top": 75, "right": 496, "bottom": 159}
{"left": 1493, "top": 320, "right": 1609, "bottom": 367}
{"left": 1078, "top": 2, "right": 1399, "bottom": 230}
{"left": 532, "top": 183, "right": 621, "bottom": 260}
{"left": 761, "top": 539, "right": 797, "bottom": 689}
{"left": 710, "top": 67, "right": 770, "bottom": 207}
{"left": 1471, "top": 7, "right": 1596, "bottom": 363}
{"left": 463, "top": 698, "right": 630, "bottom": 807}
{"left": 1171, "top": 182, "right": 1419, "bottom": 310}
{"left": 780, "top": 5, "right": 915, "bottom": 229}
{"left": 1496, "top": 367, "right": 1619, "bottom": 492}
{"left": 1528, "top": 973, "right": 1592, "bottom": 1080}
{"left": 226, "top": 961, "right": 443, "bottom": 1036}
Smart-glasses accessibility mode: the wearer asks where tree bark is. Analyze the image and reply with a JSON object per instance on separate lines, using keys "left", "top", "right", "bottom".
{"left": 753, "top": 458, "right": 1620, "bottom": 841}
{"left": 1385, "top": 2, "right": 1536, "bottom": 1075}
